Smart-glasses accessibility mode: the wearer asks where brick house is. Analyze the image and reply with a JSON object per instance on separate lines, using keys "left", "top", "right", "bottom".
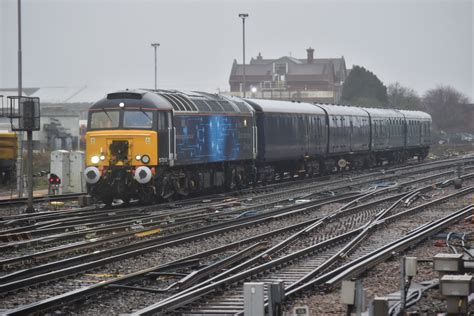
{"left": 229, "top": 48, "right": 348, "bottom": 103}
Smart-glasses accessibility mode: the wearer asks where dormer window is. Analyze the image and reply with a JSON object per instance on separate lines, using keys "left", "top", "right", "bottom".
{"left": 273, "top": 63, "right": 288, "bottom": 76}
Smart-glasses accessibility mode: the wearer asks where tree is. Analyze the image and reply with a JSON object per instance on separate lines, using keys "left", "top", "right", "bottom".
{"left": 387, "top": 82, "right": 421, "bottom": 110}
{"left": 341, "top": 65, "right": 387, "bottom": 107}
{"left": 422, "top": 85, "right": 470, "bottom": 131}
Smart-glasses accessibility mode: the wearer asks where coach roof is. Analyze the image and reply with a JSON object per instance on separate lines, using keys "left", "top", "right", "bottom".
{"left": 315, "top": 103, "right": 369, "bottom": 117}
{"left": 398, "top": 110, "right": 432, "bottom": 120}
{"left": 362, "top": 107, "right": 405, "bottom": 118}
{"left": 245, "top": 99, "right": 326, "bottom": 115}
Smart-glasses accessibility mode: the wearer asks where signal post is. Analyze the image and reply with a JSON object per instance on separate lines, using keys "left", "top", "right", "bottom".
{"left": 6, "top": 96, "right": 40, "bottom": 213}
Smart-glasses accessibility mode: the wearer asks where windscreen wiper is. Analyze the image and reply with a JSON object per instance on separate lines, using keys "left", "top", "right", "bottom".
{"left": 139, "top": 107, "right": 152, "bottom": 121}
{"left": 102, "top": 109, "right": 113, "bottom": 122}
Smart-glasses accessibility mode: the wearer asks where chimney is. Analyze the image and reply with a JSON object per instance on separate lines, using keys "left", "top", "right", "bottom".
{"left": 306, "top": 47, "right": 314, "bottom": 64}
{"left": 257, "top": 52, "right": 263, "bottom": 61}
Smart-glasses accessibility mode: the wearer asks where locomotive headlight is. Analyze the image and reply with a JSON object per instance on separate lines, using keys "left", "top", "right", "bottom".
{"left": 99, "top": 155, "right": 106, "bottom": 161}
{"left": 141, "top": 155, "right": 150, "bottom": 164}
{"left": 135, "top": 154, "right": 142, "bottom": 161}
{"left": 91, "top": 155, "right": 100, "bottom": 164}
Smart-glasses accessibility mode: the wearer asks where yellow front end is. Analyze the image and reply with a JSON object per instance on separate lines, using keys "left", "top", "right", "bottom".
{"left": 86, "top": 130, "right": 158, "bottom": 167}
{"left": 0, "top": 133, "right": 18, "bottom": 161}
{"left": 84, "top": 130, "right": 159, "bottom": 204}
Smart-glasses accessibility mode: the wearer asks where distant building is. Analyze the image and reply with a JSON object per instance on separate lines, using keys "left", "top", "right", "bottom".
{"left": 0, "top": 86, "right": 109, "bottom": 151}
{"left": 229, "top": 48, "right": 348, "bottom": 103}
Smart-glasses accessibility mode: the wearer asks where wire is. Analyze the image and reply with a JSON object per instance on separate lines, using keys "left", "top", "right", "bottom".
{"left": 461, "top": 233, "right": 474, "bottom": 258}
{"left": 446, "top": 232, "right": 458, "bottom": 254}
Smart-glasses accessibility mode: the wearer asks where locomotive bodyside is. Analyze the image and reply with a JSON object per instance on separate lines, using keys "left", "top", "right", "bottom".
{"left": 0, "top": 132, "right": 17, "bottom": 184}
{"left": 171, "top": 94, "right": 255, "bottom": 166}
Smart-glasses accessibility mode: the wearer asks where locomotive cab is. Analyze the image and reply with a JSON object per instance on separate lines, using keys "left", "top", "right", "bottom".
{"left": 85, "top": 91, "right": 173, "bottom": 204}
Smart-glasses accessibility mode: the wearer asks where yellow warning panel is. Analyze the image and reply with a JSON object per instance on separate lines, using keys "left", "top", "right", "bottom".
{"left": 85, "top": 273, "right": 124, "bottom": 278}
{"left": 135, "top": 228, "right": 161, "bottom": 238}
{"left": 50, "top": 201, "right": 65, "bottom": 207}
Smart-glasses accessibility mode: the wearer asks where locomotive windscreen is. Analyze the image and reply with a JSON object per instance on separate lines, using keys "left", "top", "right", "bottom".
{"left": 89, "top": 110, "right": 120, "bottom": 129}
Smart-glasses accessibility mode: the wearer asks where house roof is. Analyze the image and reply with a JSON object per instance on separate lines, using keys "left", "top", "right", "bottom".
{"left": 230, "top": 52, "right": 346, "bottom": 83}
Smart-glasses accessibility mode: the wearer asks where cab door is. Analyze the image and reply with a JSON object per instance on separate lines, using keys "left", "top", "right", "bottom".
{"left": 157, "top": 111, "right": 175, "bottom": 166}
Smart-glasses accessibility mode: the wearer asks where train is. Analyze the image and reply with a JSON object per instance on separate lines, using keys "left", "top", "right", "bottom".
{"left": 0, "top": 132, "right": 17, "bottom": 185}
{"left": 84, "top": 89, "right": 431, "bottom": 204}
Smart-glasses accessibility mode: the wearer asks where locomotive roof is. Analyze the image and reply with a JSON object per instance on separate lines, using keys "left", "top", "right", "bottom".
{"left": 245, "top": 99, "right": 326, "bottom": 115}
{"left": 90, "top": 89, "right": 253, "bottom": 114}
{"left": 89, "top": 90, "right": 173, "bottom": 110}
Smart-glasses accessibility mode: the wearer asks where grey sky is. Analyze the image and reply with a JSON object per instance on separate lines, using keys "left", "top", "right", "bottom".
{"left": 1, "top": 0, "right": 473, "bottom": 100}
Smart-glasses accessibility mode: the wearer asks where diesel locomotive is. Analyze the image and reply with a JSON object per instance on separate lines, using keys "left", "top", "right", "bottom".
{"left": 84, "top": 89, "right": 431, "bottom": 204}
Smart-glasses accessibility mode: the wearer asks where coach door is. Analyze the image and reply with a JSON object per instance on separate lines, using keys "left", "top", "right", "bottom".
{"left": 157, "top": 111, "right": 175, "bottom": 166}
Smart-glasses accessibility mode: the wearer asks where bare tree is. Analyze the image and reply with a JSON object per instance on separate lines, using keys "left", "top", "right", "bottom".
{"left": 387, "top": 82, "right": 421, "bottom": 109}
{"left": 422, "top": 85, "right": 470, "bottom": 131}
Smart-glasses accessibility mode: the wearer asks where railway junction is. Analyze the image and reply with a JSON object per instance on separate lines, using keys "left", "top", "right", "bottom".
{"left": 0, "top": 156, "right": 473, "bottom": 315}
{"left": 1, "top": 2, "right": 472, "bottom": 315}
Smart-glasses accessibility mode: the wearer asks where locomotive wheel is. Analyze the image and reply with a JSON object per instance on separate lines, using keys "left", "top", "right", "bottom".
{"left": 159, "top": 172, "right": 175, "bottom": 200}
{"left": 227, "top": 168, "right": 237, "bottom": 191}
{"left": 175, "top": 177, "right": 189, "bottom": 196}
{"left": 139, "top": 186, "right": 156, "bottom": 205}
{"left": 102, "top": 196, "right": 114, "bottom": 206}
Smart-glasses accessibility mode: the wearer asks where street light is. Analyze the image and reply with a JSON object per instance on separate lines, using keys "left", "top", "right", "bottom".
{"left": 238, "top": 13, "right": 248, "bottom": 98}
{"left": 151, "top": 43, "right": 160, "bottom": 90}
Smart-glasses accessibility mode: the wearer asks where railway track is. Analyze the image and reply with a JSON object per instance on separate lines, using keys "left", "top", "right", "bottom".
{"left": 131, "top": 186, "right": 474, "bottom": 315}
{"left": 0, "top": 168, "right": 470, "bottom": 314}
{"left": 0, "top": 192, "right": 85, "bottom": 207}
{"left": 0, "top": 159, "right": 462, "bottom": 272}
{"left": 0, "top": 157, "right": 472, "bottom": 314}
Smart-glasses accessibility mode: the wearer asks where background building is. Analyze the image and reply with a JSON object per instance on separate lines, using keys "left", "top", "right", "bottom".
{"left": 229, "top": 48, "right": 348, "bottom": 103}
{"left": 0, "top": 87, "right": 103, "bottom": 151}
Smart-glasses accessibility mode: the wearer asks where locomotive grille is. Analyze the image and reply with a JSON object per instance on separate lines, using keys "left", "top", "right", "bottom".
{"left": 110, "top": 140, "right": 129, "bottom": 161}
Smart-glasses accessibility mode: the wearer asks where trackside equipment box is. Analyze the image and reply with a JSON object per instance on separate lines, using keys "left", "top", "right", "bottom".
{"left": 50, "top": 150, "right": 85, "bottom": 194}
{"left": 69, "top": 151, "right": 85, "bottom": 193}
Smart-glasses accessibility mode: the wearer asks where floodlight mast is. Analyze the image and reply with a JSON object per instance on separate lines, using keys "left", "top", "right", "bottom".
{"left": 17, "top": 0, "right": 24, "bottom": 199}
{"left": 238, "top": 13, "right": 248, "bottom": 98}
{"left": 16, "top": 0, "right": 36, "bottom": 213}
{"left": 151, "top": 43, "right": 160, "bottom": 90}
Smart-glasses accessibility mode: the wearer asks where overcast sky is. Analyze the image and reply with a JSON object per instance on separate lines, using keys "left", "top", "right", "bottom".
{"left": 1, "top": 0, "right": 473, "bottom": 100}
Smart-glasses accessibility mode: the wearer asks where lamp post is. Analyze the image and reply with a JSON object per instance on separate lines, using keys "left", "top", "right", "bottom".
{"left": 151, "top": 43, "right": 160, "bottom": 90}
{"left": 238, "top": 13, "right": 248, "bottom": 98}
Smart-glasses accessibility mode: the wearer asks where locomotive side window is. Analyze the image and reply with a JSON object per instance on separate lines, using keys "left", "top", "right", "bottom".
{"left": 90, "top": 110, "right": 120, "bottom": 129}
{"left": 157, "top": 112, "right": 168, "bottom": 130}
{"left": 123, "top": 110, "right": 153, "bottom": 129}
